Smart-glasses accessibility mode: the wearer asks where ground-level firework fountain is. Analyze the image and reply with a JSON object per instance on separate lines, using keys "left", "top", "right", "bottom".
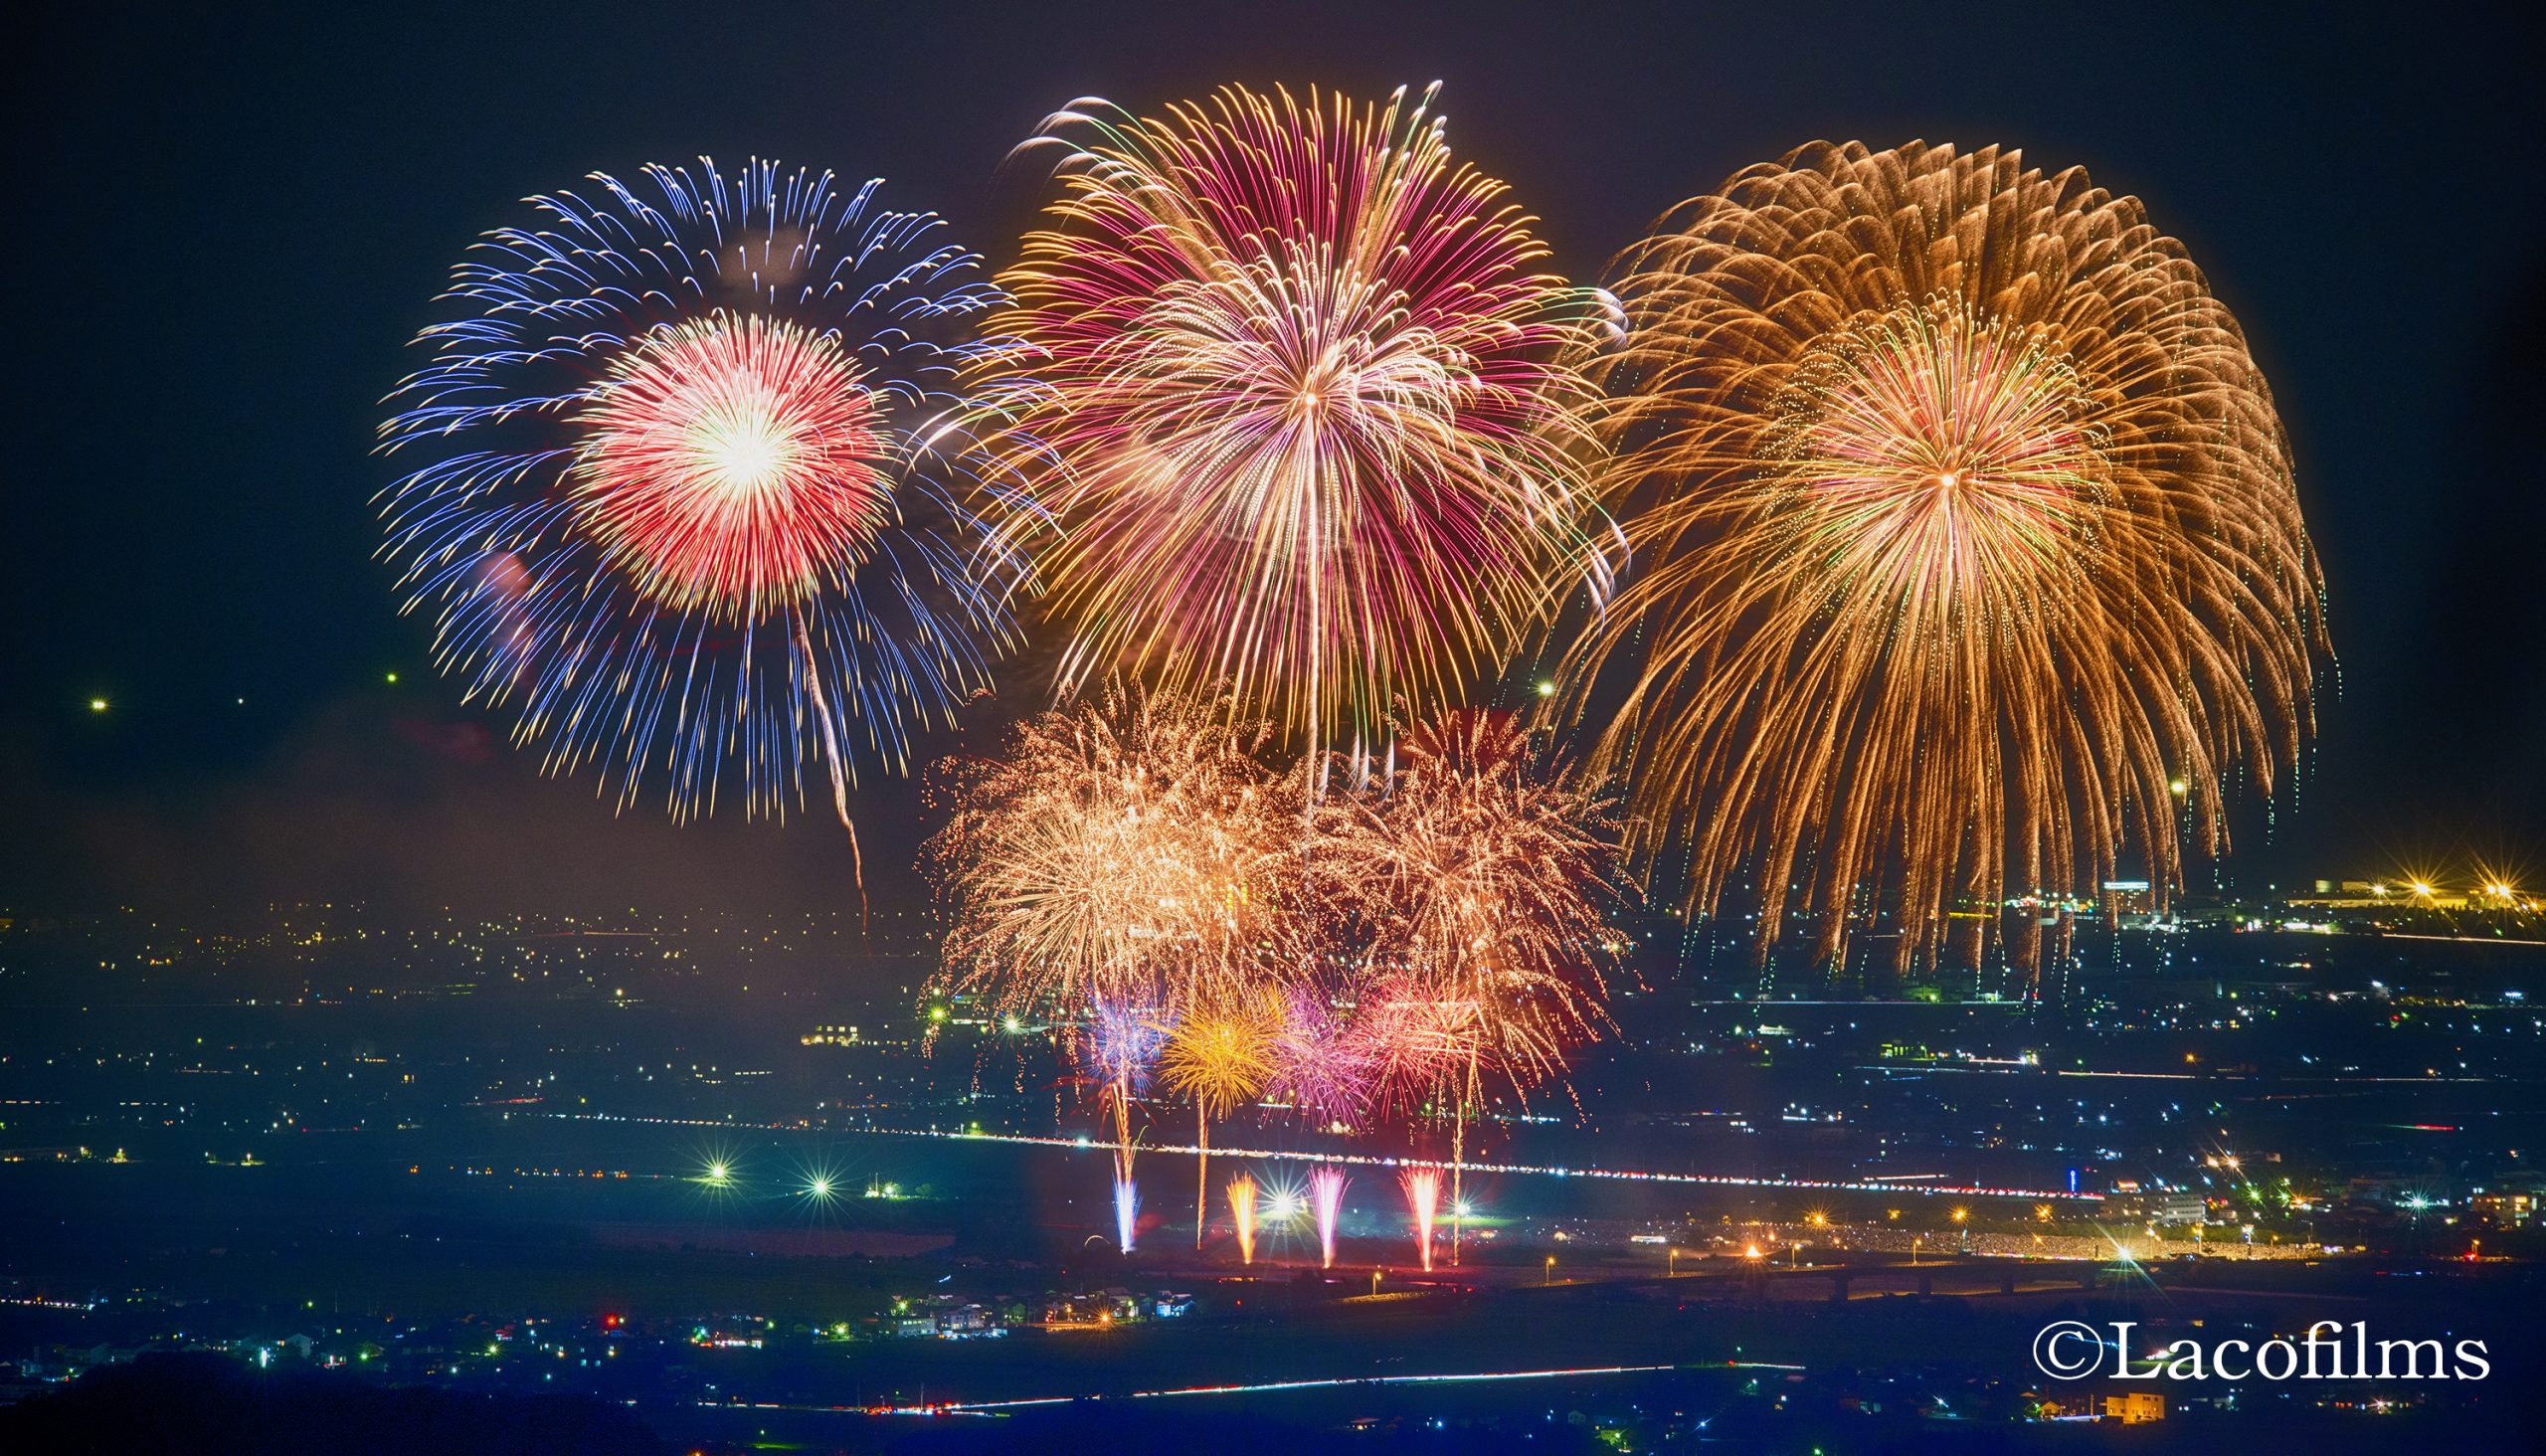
{"left": 1113, "top": 1175, "right": 1140, "bottom": 1253}
{"left": 1402, "top": 1168, "right": 1440, "bottom": 1272}
{"left": 1227, "top": 1173, "right": 1256, "bottom": 1265}
{"left": 1311, "top": 1167, "right": 1348, "bottom": 1269}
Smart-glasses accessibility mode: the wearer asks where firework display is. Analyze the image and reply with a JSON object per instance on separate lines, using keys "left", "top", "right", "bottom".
{"left": 1159, "top": 990, "right": 1285, "bottom": 1242}
{"left": 925, "top": 689, "right": 1627, "bottom": 1265}
{"left": 374, "top": 101, "right": 2335, "bottom": 1282}
{"left": 977, "top": 83, "right": 1614, "bottom": 750}
{"left": 378, "top": 158, "right": 1027, "bottom": 823}
{"left": 1562, "top": 140, "right": 2325, "bottom": 972}
{"left": 928, "top": 685, "right": 1304, "bottom": 1199}
{"left": 928, "top": 685, "right": 1296, "bottom": 1019}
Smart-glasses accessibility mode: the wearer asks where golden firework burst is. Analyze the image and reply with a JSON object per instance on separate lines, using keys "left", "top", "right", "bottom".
{"left": 1564, "top": 140, "right": 2327, "bottom": 974}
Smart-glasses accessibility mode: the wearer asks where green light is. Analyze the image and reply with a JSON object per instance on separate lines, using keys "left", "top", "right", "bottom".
{"left": 88, "top": 698, "right": 108, "bottom": 713}
{"left": 808, "top": 1176, "right": 832, "bottom": 1198}
{"left": 1535, "top": 680, "right": 1555, "bottom": 697}
{"left": 705, "top": 1161, "right": 730, "bottom": 1184}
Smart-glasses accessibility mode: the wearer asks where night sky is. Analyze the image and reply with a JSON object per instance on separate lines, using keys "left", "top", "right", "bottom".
{"left": 7, "top": 1, "right": 2539, "bottom": 915}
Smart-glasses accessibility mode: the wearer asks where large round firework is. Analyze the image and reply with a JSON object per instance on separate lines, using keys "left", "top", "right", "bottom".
{"left": 981, "top": 84, "right": 1614, "bottom": 752}
{"left": 377, "top": 158, "right": 1027, "bottom": 822}
{"left": 1564, "top": 141, "right": 2328, "bottom": 973}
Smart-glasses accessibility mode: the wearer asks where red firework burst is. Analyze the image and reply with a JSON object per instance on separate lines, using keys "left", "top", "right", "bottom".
{"left": 573, "top": 312, "right": 890, "bottom": 615}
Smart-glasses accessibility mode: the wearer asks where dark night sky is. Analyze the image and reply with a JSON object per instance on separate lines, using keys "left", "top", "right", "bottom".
{"left": 6, "top": 1, "right": 2539, "bottom": 915}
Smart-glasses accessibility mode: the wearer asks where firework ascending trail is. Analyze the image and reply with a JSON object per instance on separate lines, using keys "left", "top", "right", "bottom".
{"left": 379, "top": 159, "right": 1027, "bottom": 843}
{"left": 979, "top": 84, "right": 1616, "bottom": 750}
{"left": 1228, "top": 1174, "right": 1257, "bottom": 1265}
{"left": 1081, "top": 1000, "right": 1168, "bottom": 1183}
{"left": 1401, "top": 1168, "right": 1441, "bottom": 1272}
{"left": 1565, "top": 140, "right": 2327, "bottom": 974}
{"left": 1311, "top": 1167, "right": 1349, "bottom": 1269}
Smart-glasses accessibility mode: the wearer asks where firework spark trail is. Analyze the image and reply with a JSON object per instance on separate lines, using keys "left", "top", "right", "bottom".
{"left": 378, "top": 159, "right": 1029, "bottom": 826}
{"left": 1113, "top": 1174, "right": 1140, "bottom": 1253}
{"left": 1228, "top": 1174, "right": 1257, "bottom": 1265}
{"left": 1311, "top": 1166, "right": 1350, "bottom": 1269}
{"left": 1083, "top": 1000, "right": 1169, "bottom": 1181}
{"left": 1564, "top": 140, "right": 2326, "bottom": 975}
{"left": 977, "top": 84, "right": 1617, "bottom": 749}
{"left": 1401, "top": 1167, "right": 1441, "bottom": 1272}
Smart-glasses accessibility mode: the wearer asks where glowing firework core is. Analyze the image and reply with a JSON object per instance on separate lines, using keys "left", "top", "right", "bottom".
{"left": 1764, "top": 298, "right": 2105, "bottom": 599}
{"left": 575, "top": 313, "right": 890, "bottom": 615}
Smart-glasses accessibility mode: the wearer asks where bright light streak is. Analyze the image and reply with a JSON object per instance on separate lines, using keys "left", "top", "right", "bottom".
{"left": 868, "top": 1125, "right": 2097, "bottom": 1202}
{"left": 1113, "top": 1175, "right": 1140, "bottom": 1253}
{"left": 1311, "top": 1167, "right": 1350, "bottom": 1269}
{"left": 1402, "top": 1168, "right": 1441, "bottom": 1272}
{"left": 868, "top": 1361, "right": 1764, "bottom": 1415}
{"left": 1228, "top": 1174, "right": 1256, "bottom": 1265}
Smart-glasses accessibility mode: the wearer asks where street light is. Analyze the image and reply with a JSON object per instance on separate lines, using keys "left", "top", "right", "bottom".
{"left": 1544, "top": 1255, "right": 1556, "bottom": 1286}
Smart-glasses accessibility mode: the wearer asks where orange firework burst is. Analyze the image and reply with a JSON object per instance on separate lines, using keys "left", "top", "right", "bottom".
{"left": 1158, "top": 992, "right": 1283, "bottom": 1123}
{"left": 978, "top": 83, "right": 1614, "bottom": 749}
{"left": 1565, "top": 140, "right": 2326, "bottom": 974}
{"left": 928, "top": 684, "right": 1297, "bottom": 1020}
